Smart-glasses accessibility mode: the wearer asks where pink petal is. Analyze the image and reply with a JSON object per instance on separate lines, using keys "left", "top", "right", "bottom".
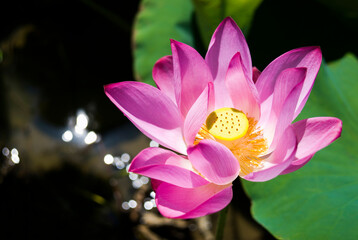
{"left": 212, "top": 77, "right": 234, "bottom": 109}
{"left": 206, "top": 17, "right": 252, "bottom": 84}
{"left": 207, "top": 81, "right": 216, "bottom": 113}
{"left": 243, "top": 125, "right": 297, "bottom": 182}
{"left": 265, "top": 73, "right": 305, "bottom": 148}
{"left": 151, "top": 179, "right": 162, "bottom": 192}
{"left": 261, "top": 67, "right": 307, "bottom": 141}
{"left": 129, "top": 147, "right": 208, "bottom": 188}
{"left": 104, "top": 81, "right": 186, "bottom": 154}
{"left": 171, "top": 40, "right": 213, "bottom": 117}
{"left": 256, "top": 46, "right": 322, "bottom": 119}
{"left": 252, "top": 67, "right": 261, "bottom": 83}
{"left": 280, "top": 155, "right": 313, "bottom": 175}
{"left": 271, "top": 67, "right": 307, "bottom": 117}
{"left": 281, "top": 117, "right": 342, "bottom": 174}
{"left": 188, "top": 140, "right": 240, "bottom": 185}
{"left": 152, "top": 55, "right": 176, "bottom": 104}
{"left": 226, "top": 52, "right": 260, "bottom": 119}
{"left": 183, "top": 83, "right": 214, "bottom": 146}
{"left": 155, "top": 182, "right": 232, "bottom": 219}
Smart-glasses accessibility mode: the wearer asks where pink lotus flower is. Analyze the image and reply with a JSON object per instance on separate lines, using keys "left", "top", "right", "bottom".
{"left": 105, "top": 17, "right": 342, "bottom": 219}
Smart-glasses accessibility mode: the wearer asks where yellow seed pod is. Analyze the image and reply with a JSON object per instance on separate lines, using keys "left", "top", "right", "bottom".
{"left": 206, "top": 107, "right": 249, "bottom": 141}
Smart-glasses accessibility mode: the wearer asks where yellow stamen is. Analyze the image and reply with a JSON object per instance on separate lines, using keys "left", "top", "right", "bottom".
{"left": 229, "top": 118, "right": 268, "bottom": 176}
{"left": 195, "top": 109, "right": 268, "bottom": 176}
{"left": 205, "top": 108, "right": 249, "bottom": 141}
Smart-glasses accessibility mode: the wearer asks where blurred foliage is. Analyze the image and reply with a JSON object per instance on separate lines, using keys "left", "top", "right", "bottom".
{"left": 132, "top": 0, "right": 263, "bottom": 86}
{"left": 242, "top": 54, "right": 358, "bottom": 240}
{"left": 192, "top": 0, "right": 263, "bottom": 46}
{"left": 133, "top": 0, "right": 194, "bottom": 85}
{"left": 132, "top": 0, "right": 358, "bottom": 86}
{"left": 314, "top": 0, "right": 358, "bottom": 19}
{"left": 247, "top": 0, "right": 358, "bottom": 70}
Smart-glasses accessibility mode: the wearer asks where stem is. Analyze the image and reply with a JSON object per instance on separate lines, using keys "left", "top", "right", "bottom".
{"left": 215, "top": 205, "right": 229, "bottom": 240}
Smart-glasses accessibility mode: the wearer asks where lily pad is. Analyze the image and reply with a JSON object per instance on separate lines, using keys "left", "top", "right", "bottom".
{"left": 242, "top": 54, "right": 358, "bottom": 240}
{"left": 132, "top": 0, "right": 194, "bottom": 85}
{"left": 192, "top": 0, "right": 263, "bottom": 46}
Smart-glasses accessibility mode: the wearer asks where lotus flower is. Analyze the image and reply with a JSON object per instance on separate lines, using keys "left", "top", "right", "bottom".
{"left": 104, "top": 17, "right": 342, "bottom": 219}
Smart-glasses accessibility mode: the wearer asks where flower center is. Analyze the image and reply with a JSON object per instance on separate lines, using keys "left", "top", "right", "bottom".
{"left": 205, "top": 108, "right": 249, "bottom": 141}
{"left": 195, "top": 107, "right": 268, "bottom": 176}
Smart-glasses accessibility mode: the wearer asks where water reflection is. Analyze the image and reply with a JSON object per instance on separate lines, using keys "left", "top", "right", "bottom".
{"left": 11, "top": 154, "right": 20, "bottom": 164}
{"left": 10, "top": 148, "right": 18, "bottom": 155}
{"left": 128, "top": 172, "right": 138, "bottom": 180}
{"left": 128, "top": 199, "right": 137, "bottom": 208}
{"left": 104, "top": 154, "right": 114, "bottom": 165}
{"left": 114, "top": 157, "right": 125, "bottom": 169}
{"left": 2, "top": 147, "right": 20, "bottom": 164}
{"left": 61, "top": 109, "right": 100, "bottom": 146}
{"left": 122, "top": 201, "right": 130, "bottom": 210}
{"left": 2, "top": 147, "right": 10, "bottom": 156}
{"left": 144, "top": 200, "right": 154, "bottom": 210}
{"left": 61, "top": 130, "right": 73, "bottom": 142}
{"left": 149, "top": 140, "right": 159, "bottom": 148}
{"left": 121, "top": 153, "right": 130, "bottom": 162}
{"left": 84, "top": 131, "right": 97, "bottom": 144}
{"left": 76, "top": 110, "right": 89, "bottom": 131}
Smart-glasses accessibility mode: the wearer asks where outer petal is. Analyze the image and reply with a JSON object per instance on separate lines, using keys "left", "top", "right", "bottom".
{"left": 188, "top": 140, "right": 240, "bottom": 185}
{"left": 183, "top": 83, "right": 214, "bottom": 146}
{"left": 281, "top": 117, "right": 342, "bottom": 174}
{"left": 271, "top": 67, "right": 307, "bottom": 118}
{"left": 155, "top": 182, "right": 232, "bottom": 219}
{"left": 226, "top": 52, "right": 260, "bottom": 119}
{"left": 152, "top": 55, "right": 176, "bottom": 104}
{"left": 265, "top": 74, "right": 305, "bottom": 148}
{"left": 150, "top": 179, "right": 162, "bottom": 192}
{"left": 252, "top": 67, "right": 261, "bottom": 83}
{"left": 261, "top": 68, "right": 307, "bottom": 144}
{"left": 129, "top": 147, "right": 208, "bottom": 188}
{"left": 256, "top": 46, "right": 322, "bottom": 119}
{"left": 205, "top": 17, "right": 252, "bottom": 83}
{"left": 171, "top": 40, "right": 213, "bottom": 117}
{"left": 104, "top": 81, "right": 186, "bottom": 154}
{"left": 243, "top": 125, "right": 297, "bottom": 182}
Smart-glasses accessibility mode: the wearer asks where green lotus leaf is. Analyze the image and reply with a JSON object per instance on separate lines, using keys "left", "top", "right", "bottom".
{"left": 133, "top": 0, "right": 194, "bottom": 85}
{"left": 192, "top": 0, "right": 263, "bottom": 46}
{"left": 242, "top": 54, "right": 358, "bottom": 240}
